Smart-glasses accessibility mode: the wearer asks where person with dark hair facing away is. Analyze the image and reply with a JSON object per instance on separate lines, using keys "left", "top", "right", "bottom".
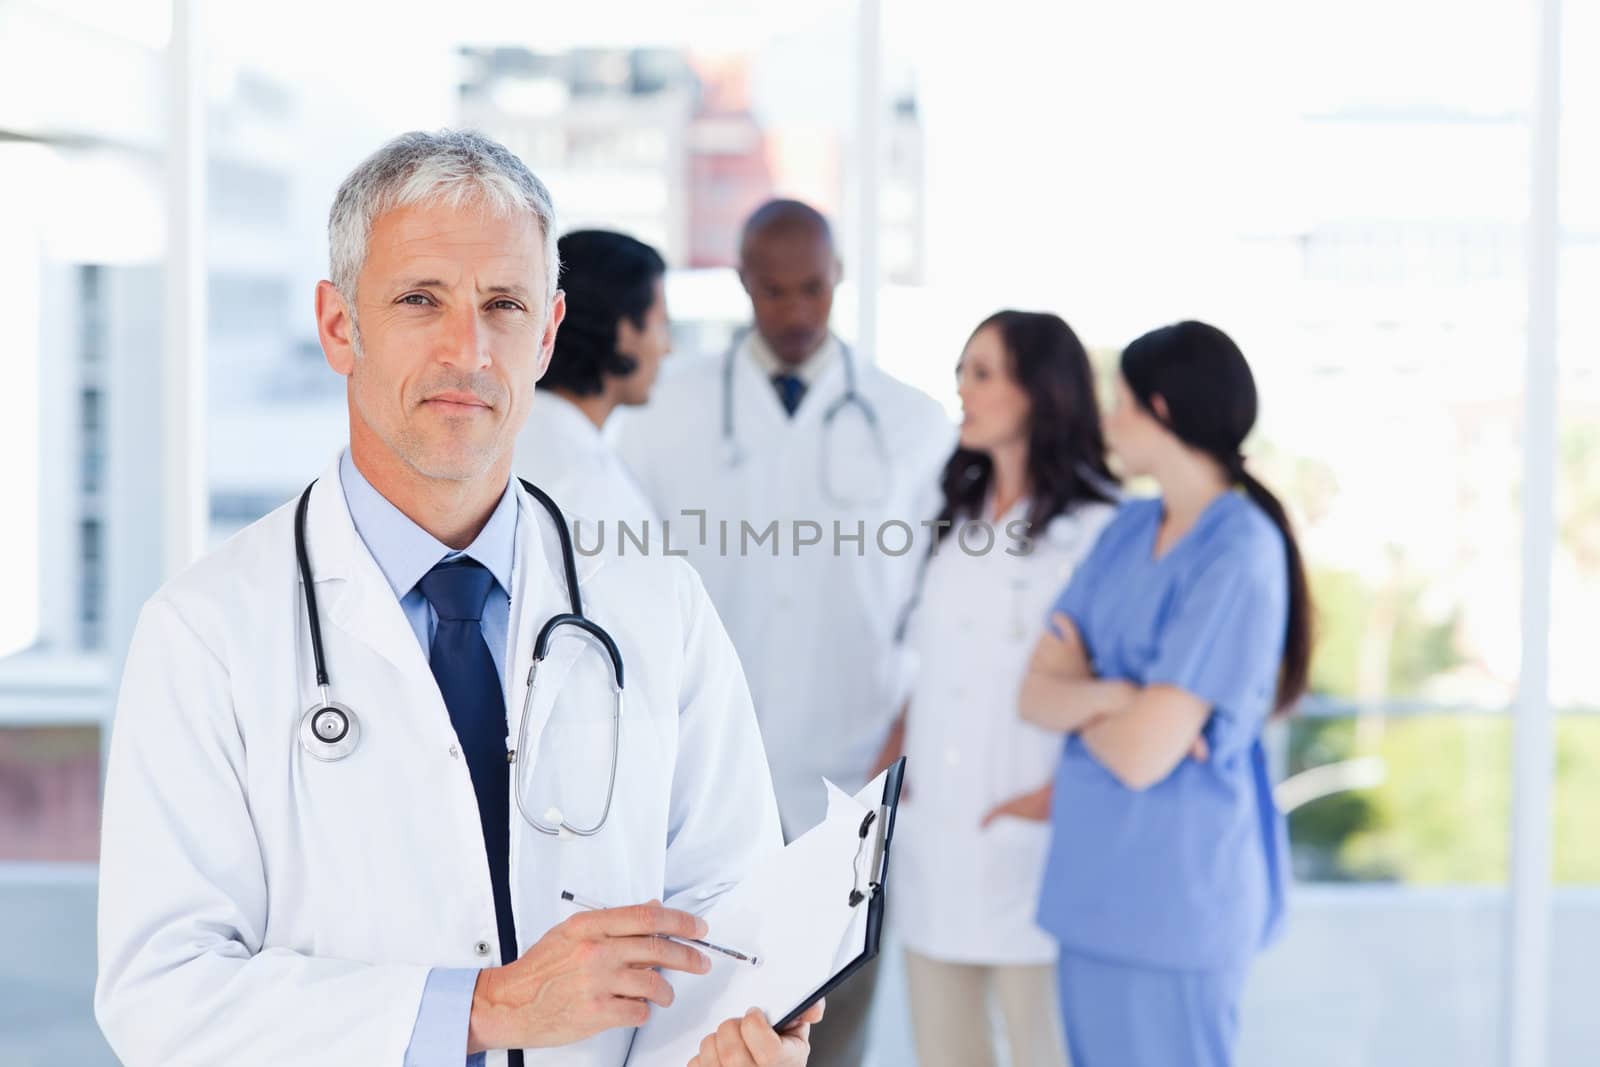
{"left": 870, "top": 311, "right": 1117, "bottom": 1067}
{"left": 514, "top": 230, "right": 669, "bottom": 538}
{"left": 1019, "top": 320, "right": 1312, "bottom": 1066}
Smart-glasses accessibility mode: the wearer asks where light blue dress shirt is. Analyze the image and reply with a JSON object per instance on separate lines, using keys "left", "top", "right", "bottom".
{"left": 1038, "top": 491, "right": 1290, "bottom": 974}
{"left": 338, "top": 451, "right": 520, "bottom": 1067}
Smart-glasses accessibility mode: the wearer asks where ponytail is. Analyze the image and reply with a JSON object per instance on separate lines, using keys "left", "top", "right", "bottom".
{"left": 1236, "top": 467, "right": 1312, "bottom": 715}
{"left": 1122, "top": 320, "right": 1315, "bottom": 717}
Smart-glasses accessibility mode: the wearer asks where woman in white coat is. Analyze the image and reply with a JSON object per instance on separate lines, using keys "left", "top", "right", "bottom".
{"left": 874, "top": 311, "right": 1118, "bottom": 1067}
{"left": 514, "top": 229, "right": 669, "bottom": 545}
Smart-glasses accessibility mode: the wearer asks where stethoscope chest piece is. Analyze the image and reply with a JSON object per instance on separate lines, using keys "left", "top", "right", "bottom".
{"left": 290, "top": 477, "right": 619, "bottom": 821}
{"left": 299, "top": 698, "right": 360, "bottom": 761}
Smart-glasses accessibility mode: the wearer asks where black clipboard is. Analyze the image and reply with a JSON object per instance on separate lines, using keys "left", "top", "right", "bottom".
{"left": 773, "top": 756, "right": 906, "bottom": 1032}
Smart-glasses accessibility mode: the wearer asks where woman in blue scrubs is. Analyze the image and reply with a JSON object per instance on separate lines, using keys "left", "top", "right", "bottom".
{"left": 1019, "top": 320, "right": 1313, "bottom": 1067}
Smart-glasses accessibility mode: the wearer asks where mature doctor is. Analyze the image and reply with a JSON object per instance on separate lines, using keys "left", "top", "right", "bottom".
{"left": 617, "top": 200, "right": 952, "bottom": 1067}
{"left": 514, "top": 229, "right": 667, "bottom": 539}
{"left": 95, "top": 131, "right": 819, "bottom": 1067}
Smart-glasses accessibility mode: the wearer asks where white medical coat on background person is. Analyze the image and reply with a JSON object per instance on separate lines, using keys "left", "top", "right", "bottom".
{"left": 616, "top": 334, "right": 953, "bottom": 839}
{"left": 514, "top": 389, "right": 659, "bottom": 541}
{"left": 893, "top": 500, "right": 1115, "bottom": 965}
{"left": 94, "top": 454, "right": 781, "bottom": 1067}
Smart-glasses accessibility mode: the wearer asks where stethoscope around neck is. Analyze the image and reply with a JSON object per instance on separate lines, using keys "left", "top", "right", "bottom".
{"left": 293, "top": 478, "right": 626, "bottom": 838}
{"left": 720, "top": 327, "right": 893, "bottom": 507}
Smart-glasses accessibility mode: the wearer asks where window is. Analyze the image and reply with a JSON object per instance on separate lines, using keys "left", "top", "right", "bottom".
{"left": 79, "top": 263, "right": 104, "bottom": 365}
{"left": 1548, "top": 0, "right": 1600, "bottom": 1055}
{"left": 77, "top": 518, "right": 102, "bottom": 650}
{"left": 78, "top": 387, "right": 102, "bottom": 495}
{"left": 207, "top": 160, "right": 290, "bottom": 228}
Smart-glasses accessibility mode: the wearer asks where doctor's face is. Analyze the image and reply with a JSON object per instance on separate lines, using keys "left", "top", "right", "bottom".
{"left": 956, "top": 325, "right": 1031, "bottom": 455}
{"left": 739, "top": 228, "right": 839, "bottom": 365}
{"left": 317, "top": 199, "right": 564, "bottom": 482}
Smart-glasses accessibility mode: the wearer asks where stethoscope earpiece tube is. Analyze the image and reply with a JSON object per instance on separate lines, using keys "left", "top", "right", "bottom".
{"left": 518, "top": 479, "right": 583, "bottom": 618}
{"left": 294, "top": 484, "right": 330, "bottom": 689}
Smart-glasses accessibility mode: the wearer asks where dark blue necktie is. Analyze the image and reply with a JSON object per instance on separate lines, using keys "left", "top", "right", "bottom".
{"left": 417, "top": 559, "right": 520, "bottom": 981}
{"left": 772, "top": 372, "right": 806, "bottom": 416}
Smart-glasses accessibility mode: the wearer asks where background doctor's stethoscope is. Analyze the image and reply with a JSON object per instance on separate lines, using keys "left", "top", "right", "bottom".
{"left": 719, "top": 327, "right": 893, "bottom": 509}
{"left": 293, "top": 478, "right": 628, "bottom": 839}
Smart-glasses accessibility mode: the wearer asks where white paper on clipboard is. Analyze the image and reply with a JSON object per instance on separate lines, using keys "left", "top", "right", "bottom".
{"left": 624, "top": 770, "right": 886, "bottom": 1066}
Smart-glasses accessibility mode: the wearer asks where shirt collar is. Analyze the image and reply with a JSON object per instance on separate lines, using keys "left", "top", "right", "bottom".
{"left": 534, "top": 389, "right": 606, "bottom": 449}
{"left": 339, "top": 449, "right": 518, "bottom": 602}
{"left": 747, "top": 329, "right": 838, "bottom": 387}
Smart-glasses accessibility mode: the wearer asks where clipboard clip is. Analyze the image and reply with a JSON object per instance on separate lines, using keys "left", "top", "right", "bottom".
{"left": 848, "top": 806, "right": 891, "bottom": 908}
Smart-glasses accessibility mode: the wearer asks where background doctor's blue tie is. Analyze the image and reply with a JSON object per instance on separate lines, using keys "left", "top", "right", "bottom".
{"left": 418, "top": 559, "right": 520, "bottom": 975}
{"left": 772, "top": 372, "right": 806, "bottom": 416}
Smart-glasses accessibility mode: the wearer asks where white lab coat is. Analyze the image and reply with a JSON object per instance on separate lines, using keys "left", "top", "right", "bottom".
{"left": 94, "top": 456, "right": 781, "bottom": 1067}
{"left": 514, "top": 390, "right": 659, "bottom": 545}
{"left": 617, "top": 339, "right": 953, "bottom": 838}
{"left": 892, "top": 500, "right": 1115, "bottom": 965}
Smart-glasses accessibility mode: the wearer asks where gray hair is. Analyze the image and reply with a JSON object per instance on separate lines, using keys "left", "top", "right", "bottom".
{"left": 327, "top": 130, "right": 560, "bottom": 321}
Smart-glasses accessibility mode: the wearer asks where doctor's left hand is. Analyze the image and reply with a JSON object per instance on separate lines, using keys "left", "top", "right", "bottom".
{"left": 688, "top": 1000, "right": 825, "bottom": 1067}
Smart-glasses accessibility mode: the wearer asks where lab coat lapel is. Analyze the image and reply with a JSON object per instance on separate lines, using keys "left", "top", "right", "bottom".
{"left": 301, "top": 457, "right": 437, "bottom": 694}
{"left": 734, "top": 335, "right": 792, "bottom": 441}
{"left": 504, "top": 482, "right": 605, "bottom": 768}
{"left": 788, "top": 344, "right": 847, "bottom": 433}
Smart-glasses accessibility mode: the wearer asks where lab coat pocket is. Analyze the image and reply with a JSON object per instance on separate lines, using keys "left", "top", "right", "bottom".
{"left": 515, "top": 640, "right": 626, "bottom": 829}
{"left": 518, "top": 715, "right": 619, "bottom": 836}
{"left": 520, "top": 712, "right": 650, "bottom": 942}
{"left": 982, "top": 815, "right": 1053, "bottom": 913}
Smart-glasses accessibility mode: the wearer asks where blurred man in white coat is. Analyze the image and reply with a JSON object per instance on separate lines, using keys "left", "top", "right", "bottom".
{"left": 618, "top": 200, "right": 953, "bottom": 1066}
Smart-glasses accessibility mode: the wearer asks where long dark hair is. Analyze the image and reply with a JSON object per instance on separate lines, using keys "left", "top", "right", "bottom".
{"left": 542, "top": 230, "right": 666, "bottom": 396}
{"left": 935, "top": 310, "right": 1118, "bottom": 544}
{"left": 1120, "top": 320, "right": 1312, "bottom": 714}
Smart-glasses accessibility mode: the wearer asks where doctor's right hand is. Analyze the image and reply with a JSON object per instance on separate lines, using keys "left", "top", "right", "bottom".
{"left": 465, "top": 901, "right": 712, "bottom": 1053}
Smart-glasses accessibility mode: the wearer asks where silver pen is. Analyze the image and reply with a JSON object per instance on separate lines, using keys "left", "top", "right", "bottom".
{"left": 560, "top": 890, "right": 763, "bottom": 967}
